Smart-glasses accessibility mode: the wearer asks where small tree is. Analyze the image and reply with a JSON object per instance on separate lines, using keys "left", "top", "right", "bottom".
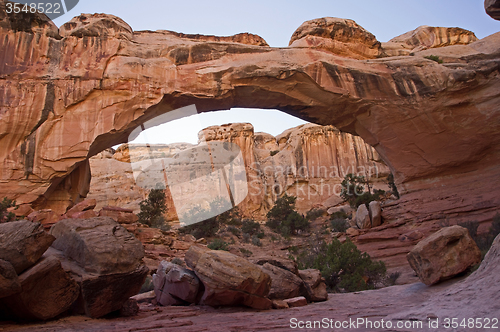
{"left": 341, "top": 174, "right": 365, "bottom": 206}
{"left": 138, "top": 189, "right": 168, "bottom": 228}
{"left": 386, "top": 173, "right": 400, "bottom": 199}
{"left": 266, "top": 194, "right": 309, "bottom": 236}
{"left": 0, "top": 197, "right": 17, "bottom": 223}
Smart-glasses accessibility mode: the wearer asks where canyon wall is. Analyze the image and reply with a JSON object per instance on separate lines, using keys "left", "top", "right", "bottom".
{"left": 1, "top": 4, "right": 499, "bottom": 226}
{"left": 88, "top": 123, "right": 389, "bottom": 219}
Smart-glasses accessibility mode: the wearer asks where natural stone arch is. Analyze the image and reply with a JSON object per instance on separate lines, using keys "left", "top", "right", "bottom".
{"left": 1, "top": 8, "right": 500, "bottom": 224}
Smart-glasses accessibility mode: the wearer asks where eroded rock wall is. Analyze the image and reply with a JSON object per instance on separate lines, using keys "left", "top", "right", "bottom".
{"left": 1, "top": 4, "right": 499, "bottom": 226}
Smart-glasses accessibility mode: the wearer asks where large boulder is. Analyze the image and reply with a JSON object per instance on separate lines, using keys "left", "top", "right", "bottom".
{"left": 185, "top": 246, "right": 272, "bottom": 309}
{"left": 153, "top": 261, "right": 200, "bottom": 306}
{"left": 0, "top": 259, "right": 21, "bottom": 298}
{"left": 0, "top": 221, "right": 55, "bottom": 274}
{"left": 288, "top": 17, "right": 382, "bottom": 59}
{"left": 50, "top": 217, "right": 145, "bottom": 274}
{"left": 355, "top": 204, "right": 371, "bottom": 229}
{"left": 260, "top": 263, "right": 303, "bottom": 300}
{"left": 407, "top": 225, "right": 481, "bottom": 285}
{"left": 251, "top": 256, "right": 299, "bottom": 275}
{"left": 1, "top": 255, "right": 79, "bottom": 320}
{"left": 298, "top": 269, "right": 328, "bottom": 302}
{"left": 48, "top": 217, "right": 148, "bottom": 318}
{"left": 369, "top": 201, "right": 382, "bottom": 227}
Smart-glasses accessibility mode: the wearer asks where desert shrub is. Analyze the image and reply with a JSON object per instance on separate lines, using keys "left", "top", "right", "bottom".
{"left": 330, "top": 210, "right": 349, "bottom": 220}
{"left": 306, "top": 208, "right": 325, "bottom": 221}
{"left": 266, "top": 194, "right": 310, "bottom": 236}
{"left": 386, "top": 173, "right": 400, "bottom": 199}
{"left": 179, "top": 197, "right": 235, "bottom": 239}
{"left": 340, "top": 173, "right": 365, "bottom": 206}
{"left": 226, "top": 225, "right": 241, "bottom": 236}
{"left": 242, "top": 233, "right": 250, "bottom": 243}
{"left": 208, "top": 238, "right": 229, "bottom": 251}
{"left": 330, "top": 218, "right": 348, "bottom": 233}
{"left": 241, "top": 219, "right": 261, "bottom": 235}
{"left": 239, "top": 248, "right": 253, "bottom": 257}
{"left": 424, "top": 55, "right": 443, "bottom": 64}
{"left": 251, "top": 235, "right": 262, "bottom": 247}
{"left": 293, "top": 238, "right": 387, "bottom": 292}
{"left": 459, "top": 216, "right": 500, "bottom": 257}
{"left": 139, "top": 275, "right": 155, "bottom": 294}
{"left": 384, "top": 271, "right": 401, "bottom": 286}
{"left": 0, "top": 197, "right": 16, "bottom": 223}
{"left": 138, "top": 189, "right": 169, "bottom": 229}
{"left": 270, "top": 150, "right": 279, "bottom": 156}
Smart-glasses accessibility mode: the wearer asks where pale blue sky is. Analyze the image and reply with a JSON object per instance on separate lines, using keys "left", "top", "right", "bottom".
{"left": 51, "top": 0, "right": 499, "bottom": 144}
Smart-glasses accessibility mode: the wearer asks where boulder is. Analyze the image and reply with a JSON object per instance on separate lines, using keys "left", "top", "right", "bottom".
{"left": 289, "top": 17, "right": 382, "bottom": 59}
{"left": 251, "top": 256, "right": 299, "bottom": 275}
{"left": 66, "top": 199, "right": 96, "bottom": 217}
{"left": 69, "top": 210, "right": 98, "bottom": 219}
{"left": 407, "top": 225, "right": 482, "bottom": 285}
{"left": 99, "top": 206, "right": 139, "bottom": 224}
{"left": 0, "top": 259, "right": 21, "bottom": 298}
{"left": 0, "top": 220, "right": 55, "bottom": 274}
{"left": 48, "top": 217, "right": 148, "bottom": 318}
{"left": 327, "top": 205, "right": 352, "bottom": 216}
{"left": 185, "top": 247, "right": 272, "bottom": 309}
{"left": 369, "top": 201, "right": 382, "bottom": 227}
{"left": 1, "top": 256, "right": 79, "bottom": 320}
{"left": 485, "top": 0, "right": 500, "bottom": 20}
{"left": 298, "top": 269, "right": 328, "bottom": 302}
{"left": 50, "top": 217, "right": 145, "bottom": 274}
{"left": 284, "top": 296, "right": 308, "bottom": 308}
{"left": 355, "top": 204, "right": 371, "bottom": 229}
{"left": 119, "top": 298, "right": 139, "bottom": 317}
{"left": 26, "top": 210, "right": 61, "bottom": 230}
{"left": 272, "top": 299, "right": 289, "bottom": 309}
{"left": 134, "top": 227, "right": 167, "bottom": 245}
{"left": 153, "top": 261, "right": 200, "bottom": 306}
{"left": 260, "top": 263, "right": 302, "bottom": 300}
{"left": 346, "top": 227, "right": 360, "bottom": 237}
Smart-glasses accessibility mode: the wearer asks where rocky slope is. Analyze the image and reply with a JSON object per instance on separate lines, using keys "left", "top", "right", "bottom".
{"left": 2, "top": 234, "right": 499, "bottom": 332}
{"left": 87, "top": 123, "right": 388, "bottom": 219}
{"left": 1, "top": 3, "right": 499, "bottom": 232}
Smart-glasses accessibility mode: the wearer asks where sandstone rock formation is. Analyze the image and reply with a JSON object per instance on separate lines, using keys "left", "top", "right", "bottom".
{"left": 289, "top": 17, "right": 382, "bottom": 59}
{"left": 153, "top": 261, "right": 200, "bottom": 306}
{"left": 260, "top": 263, "right": 303, "bottom": 300}
{"left": 369, "top": 200, "right": 382, "bottom": 227}
{"left": 298, "top": 269, "right": 328, "bottom": 302}
{"left": 1, "top": 4, "right": 499, "bottom": 245}
{"left": 355, "top": 204, "right": 371, "bottom": 229}
{"left": 0, "top": 220, "right": 55, "bottom": 274}
{"left": 407, "top": 225, "right": 481, "bottom": 285}
{"left": 184, "top": 246, "right": 272, "bottom": 309}
{"left": 485, "top": 0, "right": 500, "bottom": 20}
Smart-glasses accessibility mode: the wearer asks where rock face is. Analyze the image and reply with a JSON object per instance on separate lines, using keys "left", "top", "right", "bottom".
{"left": 1, "top": 255, "right": 80, "bottom": 321}
{"left": 289, "top": 17, "right": 382, "bottom": 59}
{"left": 383, "top": 26, "right": 478, "bottom": 56}
{"left": 185, "top": 246, "right": 272, "bottom": 309}
{"left": 1, "top": 6, "right": 500, "bottom": 230}
{"left": 407, "top": 225, "right": 482, "bottom": 285}
{"left": 0, "top": 221, "right": 55, "bottom": 274}
{"left": 87, "top": 123, "right": 388, "bottom": 219}
{"left": 49, "top": 217, "right": 148, "bottom": 318}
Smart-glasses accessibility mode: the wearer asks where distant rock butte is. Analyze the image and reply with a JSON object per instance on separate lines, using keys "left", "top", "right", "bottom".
{"left": 1, "top": 4, "right": 499, "bottom": 229}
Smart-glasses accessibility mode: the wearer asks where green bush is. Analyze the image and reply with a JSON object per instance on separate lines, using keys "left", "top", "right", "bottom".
{"left": 330, "top": 218, "right": 348, "bottom": 233}
{"left": 239, "top": 247, "right": 253, "bottom": 257}
{"left": 424, "top": 55, "right": 443, "bottom": 64}
{"left": 226, "top": 225, "right": 241, "bottom": 236}
{"left": 293, "top": 238, "right": 387, "bottom": 292}
{"left": 353, "top": 191, "right": 383, "bottom": 209}
{"left": 306, "top": 208, "right": 325, "bottom": 221}
{"left": 0, "top": 197, "right": 16, "bottom": 223}
{"left": 242, "top": 233, "right": 250, "bottom": 243}
{"left": 138, "top": 189, "right": 168, "bottom": 228}
{"left": 330, "top": 210, "right": 349, "bottom": 220}
{"left": 241, "top": 219, "right": 261, "bottom": 235}
{"left": 251, "top": 235, "right": 262, "bottom": 246}
{"left": 386, "top": 173, "right": 400, "bottom": 199}
{"left": 266, "top": 194, "right": 310, "bottom": 236}
{"left": 207, "top": 238, "right": 229, "bottom": 251}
